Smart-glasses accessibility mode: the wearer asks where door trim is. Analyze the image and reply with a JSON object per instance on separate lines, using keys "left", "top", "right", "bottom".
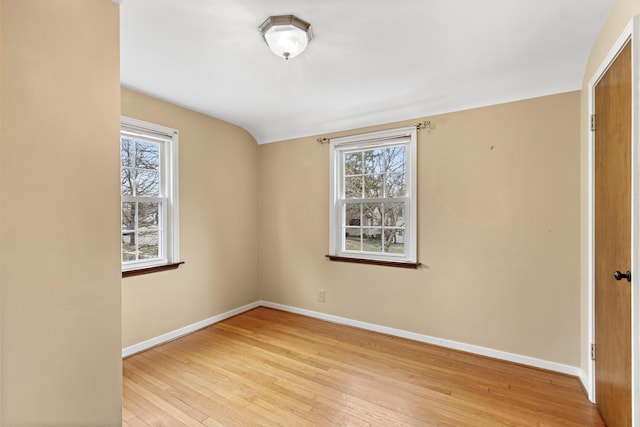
{"left": 587, "top": 16, "right": 639, "bottom": 424}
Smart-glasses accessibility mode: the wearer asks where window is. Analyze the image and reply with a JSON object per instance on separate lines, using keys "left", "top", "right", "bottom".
{"left": 120, "top": 117, "right": 179, "bottom": 271}
{"left": 329, "top": 126, "right": 417, "bottom": 265}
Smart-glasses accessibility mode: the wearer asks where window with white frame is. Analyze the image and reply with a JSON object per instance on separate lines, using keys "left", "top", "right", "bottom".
{"left": 329, "top": 126, "right": 417, "bottom": 264}
{"left": 120, "top": 117, "right": 179, "bottom": 271}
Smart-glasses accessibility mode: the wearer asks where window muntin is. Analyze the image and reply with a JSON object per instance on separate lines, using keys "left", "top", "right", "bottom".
{"left": 120, "top": 117, "right": 178, "bottom": 271}
{"left": 330, "top": 127, "right": 417, "bottom": 264}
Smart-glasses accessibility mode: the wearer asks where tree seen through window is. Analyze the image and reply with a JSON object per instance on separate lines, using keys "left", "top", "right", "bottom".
{"left": 121, "top": 137, "right": 162, "bottom": 262}
{"left": 342, "top": 145, "right": 406, "bottom": 255}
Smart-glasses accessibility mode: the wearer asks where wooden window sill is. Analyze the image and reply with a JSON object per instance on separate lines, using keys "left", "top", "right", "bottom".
{"left": 122, "top": 261, "right": 185, "bottom": 278}
{"left": 325, "top": 255, "right": 420, "bottom": 269}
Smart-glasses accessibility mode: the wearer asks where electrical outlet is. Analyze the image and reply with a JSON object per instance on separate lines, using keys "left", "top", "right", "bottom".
{"left": 317, "top": 289, "right": 325, "bottom": 303}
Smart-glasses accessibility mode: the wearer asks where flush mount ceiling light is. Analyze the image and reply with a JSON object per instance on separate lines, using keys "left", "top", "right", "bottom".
{"left": 259, "top": 15, "right": 313, "bottom": 60}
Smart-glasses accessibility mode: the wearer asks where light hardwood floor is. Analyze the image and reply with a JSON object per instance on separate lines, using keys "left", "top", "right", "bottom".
{"left": 122, "top": 307, "right": 604, "bottom": 426}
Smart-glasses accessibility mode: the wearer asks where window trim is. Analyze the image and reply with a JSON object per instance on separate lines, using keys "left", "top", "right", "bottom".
{"left": 329, "top": 126, "right": 417, "bottom": 264}
{"left": 120, "top": 116, "right": 180, "bottom": 272}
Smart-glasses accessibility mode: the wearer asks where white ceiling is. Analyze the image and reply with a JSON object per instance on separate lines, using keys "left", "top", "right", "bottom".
{"left": 120, "top": 0, "right": 615, "bottom": 144}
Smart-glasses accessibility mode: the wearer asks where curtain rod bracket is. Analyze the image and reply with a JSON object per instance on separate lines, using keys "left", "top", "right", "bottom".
{"left": 415, "top": 120, "right": 435, "bottom": 133}
{"left": 317, "top": 137, "right": 330, "bottom": 144}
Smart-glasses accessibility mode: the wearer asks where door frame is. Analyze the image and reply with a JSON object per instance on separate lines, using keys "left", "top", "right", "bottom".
{"left": 587, "top": 16, "right": 640, "bottom": 423}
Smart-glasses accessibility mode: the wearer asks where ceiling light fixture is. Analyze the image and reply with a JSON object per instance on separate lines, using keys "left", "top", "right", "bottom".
{"left": 259, "top": 15, "right": 312, "bottom": 61}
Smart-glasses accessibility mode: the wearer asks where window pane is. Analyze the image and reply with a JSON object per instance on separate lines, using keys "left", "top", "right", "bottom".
{"left": 135, "top": 140, "right": 160, "bottom": 171}
{"left": 384, "top": 229, "right": 405, "bottom": 254}
{"left": 364, "top": 149, "right": 385, "bottom": 174}
{"left": 345, "top": 176, "right": 363, "bottom": 199}
{"left": 121, "top": 168, "right": 133, "bottom": 196}
{"left": 139, "top": 202, "right": 159, "bottom": 230}
{"left": 135, "top": 169, "right": 160, "bottom": 196}
{"left": 384, "top": 203, "right": 405, "bottom": 227}
{"left": 122, "top": 202, "right": 136, "bottom": 231}
{"left": 345, "top": 204, "right": 361, "bottom": 226}
{"left": 385, "top": 173, "right": 406, "bottom": 197}
{"left": 363, "top": 203, "right": 382, "bottom": 227}
{"left": 344, "top": 152, "right": 362, "bottom": 175}
{"left": 364, "top": 174, "right": 383, "bottom": 198}
{"left": 362, "top": 228, "right": 382, "bottom": 253}
{"left": 121, "top": 138, "right": 134, "bottom": 167}
{"left": 345, "top": 227, "right": 361, "bottom": 251}
{"left": 138, "top": 231, "right": 159, "bottom": 259}
{"left": 386, "top": 146, "right": 406, "bottom": 173}
{"left": 122, "top": 232, "right": 136, "bottom": 261}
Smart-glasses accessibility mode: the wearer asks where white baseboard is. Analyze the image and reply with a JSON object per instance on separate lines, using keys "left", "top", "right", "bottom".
{"left": 121, "top": 301, "right": 261, "bottom": 358}
{"left": 260, "top": 300, "right": 584, "bottom": 378}
{"left": 578, "top": 371, "right": 592, "bottom": 401}
{"left": 122, "top": 299, "right": 586, "bottom": 382}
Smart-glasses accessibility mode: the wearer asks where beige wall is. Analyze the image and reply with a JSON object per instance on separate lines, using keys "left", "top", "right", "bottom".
{"left": 0, "top": 1, "right": 122, "bottom": 425}
{"left": 0, "top": 0, "right": 4, "bottom": 422}
{"left": 121, "top": 88, "right": 259, "bottom": 348}
{"left": 579, "top": 0, "right": 639, "bottom": 373}
{"left": 259, "top": 92, "right": 581, "bottom": 366}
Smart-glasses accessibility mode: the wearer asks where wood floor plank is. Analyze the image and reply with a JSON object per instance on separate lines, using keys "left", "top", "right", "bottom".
{"left": 124, "top": 366, "right": 209, "bottom": 423}
{"left": 131, "top": 352, "right": 276, "bottom": 426}
{"left": 122, "top": 417, "right": 151, "bottom": 427}
{"left": 123, "top": 307, "right": 604, "bottom": 426}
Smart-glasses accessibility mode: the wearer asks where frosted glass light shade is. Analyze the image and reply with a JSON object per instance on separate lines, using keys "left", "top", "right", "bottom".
{"left": 259, "top": 15, "right": 312, "bottom": 60}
